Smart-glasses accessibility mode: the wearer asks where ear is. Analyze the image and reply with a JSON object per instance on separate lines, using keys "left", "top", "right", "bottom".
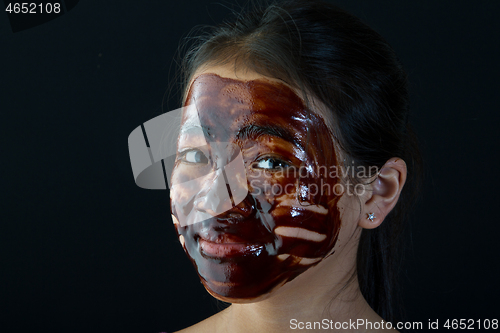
{"left": 358, "top": 158, "right": 407, "bottom": 229}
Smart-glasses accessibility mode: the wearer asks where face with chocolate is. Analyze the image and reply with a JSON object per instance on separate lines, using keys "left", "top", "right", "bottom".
{"left": 169, "top": 69, "right": 342, "bottom": 302}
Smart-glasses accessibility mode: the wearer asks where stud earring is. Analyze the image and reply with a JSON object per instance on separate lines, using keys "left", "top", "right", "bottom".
{"left": 367, "top": 213, "right": 376, "bottom": 221}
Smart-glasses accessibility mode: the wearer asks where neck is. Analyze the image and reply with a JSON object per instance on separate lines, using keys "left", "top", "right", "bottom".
{"left": 226, "top": 277, "right": 370, "bottom": 332}
{"left": 209, "top": 227, "right": 391, "bottom": 332}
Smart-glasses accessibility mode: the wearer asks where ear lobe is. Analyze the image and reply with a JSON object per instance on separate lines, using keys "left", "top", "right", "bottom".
{"left": 358, "top": 158, "right": 407, "bottom": 229}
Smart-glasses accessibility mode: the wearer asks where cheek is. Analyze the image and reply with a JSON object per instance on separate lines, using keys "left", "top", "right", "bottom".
{"left": 271, "top": 194, "right": 340, "bottom": 259}
{"left": 169, "top": 169, "right": 214, "bottom": 226}
{"left": 248, "top": 170, "right": 341, "bottom": 260}
{"left": 170, "top": 177, "right": 198, "bottom": 215}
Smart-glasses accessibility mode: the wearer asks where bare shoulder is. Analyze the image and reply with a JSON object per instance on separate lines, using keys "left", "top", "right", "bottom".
{"left": 357, "top": 306, "right": 400, "bottom": 333}
{"left": 355, "top": 320, "right": 399, "bottom": 333}
{"left": 173, "top": 316, "right": 216, "bottom": 333}
{"left": 173, "top": 308, "right": 230, "bottom": 333}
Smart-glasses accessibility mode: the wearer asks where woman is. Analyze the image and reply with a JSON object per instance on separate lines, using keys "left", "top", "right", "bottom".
{"left": 168, "top": 0, "right": 421, "bottom": 331}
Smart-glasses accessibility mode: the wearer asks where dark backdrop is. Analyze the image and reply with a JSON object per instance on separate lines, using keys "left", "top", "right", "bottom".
{"left": 1, "top": 1, "right": 499, "bottom": 332}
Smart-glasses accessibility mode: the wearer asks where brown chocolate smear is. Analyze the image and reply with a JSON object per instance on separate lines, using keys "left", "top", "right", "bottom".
{"left": 170, "top": 74, "right": 341, "bottom": 301}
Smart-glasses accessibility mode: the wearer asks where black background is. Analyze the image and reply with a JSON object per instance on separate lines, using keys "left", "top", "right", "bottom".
{"left": 1, "top": 1, "right": 499, "bottom": 332}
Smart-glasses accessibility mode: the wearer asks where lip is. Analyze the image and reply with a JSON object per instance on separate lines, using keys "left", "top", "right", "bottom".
{"left": 199, "top": 237, "right": 265, "bottom": 258}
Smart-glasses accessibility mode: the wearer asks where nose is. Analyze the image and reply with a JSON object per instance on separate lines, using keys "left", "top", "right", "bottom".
{"left": 217, "top": 193, "right": 255, "bottom": 220}
{"left": 194, "top": 168, "right": 233, "bottom": 216}
{"left": 194, "top": 152, "right": 251, "bottom": 219}
{"left": 194, "top": 175, "right": 255, "bottom": 221}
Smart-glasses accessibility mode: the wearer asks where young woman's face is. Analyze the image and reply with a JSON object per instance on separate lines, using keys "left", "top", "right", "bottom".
{"left": 169, "top": 67, "right": 344, "bottom": 302}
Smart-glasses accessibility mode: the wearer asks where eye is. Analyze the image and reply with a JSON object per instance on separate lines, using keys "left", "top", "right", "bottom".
{"left": 180, "top": 149, "right": 209, "bottom": 164}
{"left": 254, "top": 157, "right": 290, "bottom": 170}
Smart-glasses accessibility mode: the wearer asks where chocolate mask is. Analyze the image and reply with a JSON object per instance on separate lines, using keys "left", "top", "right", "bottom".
{"left": 170, "top": 73, "right": 342, "bottom": 301}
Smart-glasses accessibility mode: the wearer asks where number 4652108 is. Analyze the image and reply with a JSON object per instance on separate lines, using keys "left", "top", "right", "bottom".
{"left": 444, "top": 319, "right": 498, "bottom": 330}
{"left": 5, "top": 3, "right": 61, "bottom": 14}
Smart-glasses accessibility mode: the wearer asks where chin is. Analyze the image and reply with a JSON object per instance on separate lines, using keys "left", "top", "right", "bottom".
{"left": 201, "top": 278, "right": 288, "bottom": 304}
{"left": 196, "top": 256, "right": 324, "bottom": 304}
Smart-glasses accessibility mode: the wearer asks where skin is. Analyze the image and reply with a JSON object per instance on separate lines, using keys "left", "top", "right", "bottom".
{"left": 172, "top": 65, "right": 407, "bottom": 333}
{"left": 170, "top": 71, "right": 342, "bottom": 302}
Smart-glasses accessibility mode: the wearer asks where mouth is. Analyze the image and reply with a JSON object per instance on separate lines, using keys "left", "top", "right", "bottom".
{"left": 184, "top": 215, "right": 274, "bottom": 260}
{"left": 198, "top": 236, "right": 265, "bottom": 259}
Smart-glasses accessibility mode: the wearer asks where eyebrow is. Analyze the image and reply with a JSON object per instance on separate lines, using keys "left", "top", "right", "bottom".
{"left": 180, "top": 125, "right": 210, "bottom": 138}
{"left": 236, "top": 124, "right": 298, "bottom": 146}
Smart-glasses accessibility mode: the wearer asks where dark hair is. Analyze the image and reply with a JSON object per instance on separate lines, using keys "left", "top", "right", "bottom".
{"left": 178, "top": 0, "right": 422, "bottom": 323}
